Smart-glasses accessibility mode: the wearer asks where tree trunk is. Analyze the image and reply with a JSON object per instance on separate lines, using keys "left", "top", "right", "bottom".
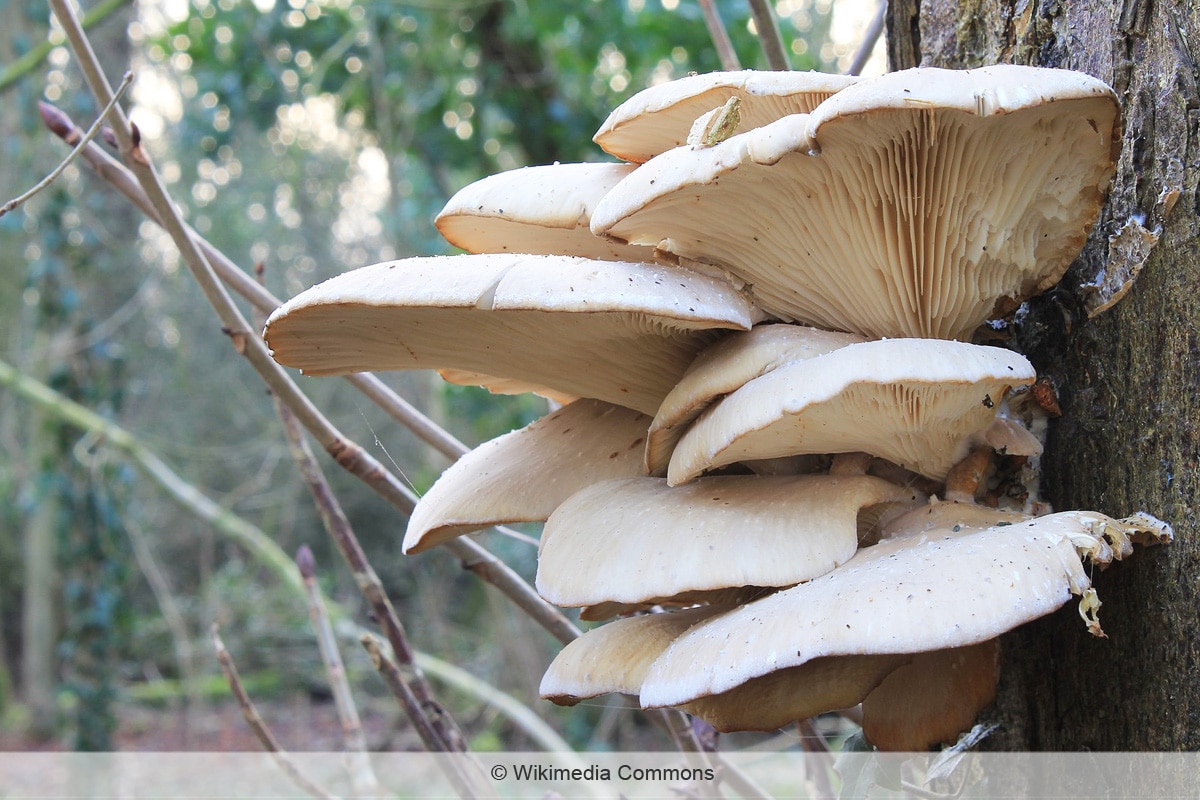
{"left": 886, "top": 0, "right": 1200, "bottom": 750}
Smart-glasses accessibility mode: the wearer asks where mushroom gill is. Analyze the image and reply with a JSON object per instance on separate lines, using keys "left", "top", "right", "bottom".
{"left": 591, "top": 65, "right": 1120, "bottom": 340}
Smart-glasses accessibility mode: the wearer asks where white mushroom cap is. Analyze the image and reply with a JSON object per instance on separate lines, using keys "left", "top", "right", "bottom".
{"left": 595, "top": 70, "right": 858, "bottom": 163}
{"left": 434, "top": 162, "right": 654, "bottom": 262}
{"left": 639, "top": 509, "right": 1158, "bottom": 711}
{"left": 666, "top": 338, "right": 1036, "bottom": 485}
{"left": 535, "top": 474, "right": 918, "bottom": 608}
{"left": 592, "top": 65, "right": 1119, "bottom": 339}
{"left": 263, "top": 254, "right": 756, "bottom": 415}
{"left": 646, "top": 324, "right": 867, "bottom": 475}
{"left": 880, "top": 498, "right": 1029, "bottom": 541}
{"left": 540, "top": 605, "right": 721, "bottom": 705}
{"left": 403, "top": 399, "right": 651, "bottom": 554}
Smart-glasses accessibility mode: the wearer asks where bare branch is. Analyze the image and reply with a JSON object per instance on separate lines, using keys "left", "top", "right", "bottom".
{"left": 211, "top": 626, "right": 343, "bottom": 800}
{"left": 413, "top": 651, "right": 575, "bottom": 752}
{"left": 273, "top": 374, "right": 468, "bottom": 754}
{"left": 47, "top": 0, "right": 577, "bottom": 651}
{"left": 361, "top": 634, "right": 494, "bottom": 800}
{"left": 47, "top": 110, "right": 467, "bottom": 463}
{"left": 697, "top": 0, "right": 741, "bottom": 70}
{"left": 797, "top": 718, "right": 836, "bottom": 799}
{"left": 124, "top": 518, "right": 200, "bottom": 736}
{"left": 296, "top": 546, "right": 380, "bottom": 797}
{"left": 452, "top": 540, "right": 580, "bottom": 645}
{"left": 847, "top": 0, "right": 887, "bottom": 76}
{"left": 0, "top": 73, "right": 131, "bottom": 218}
{"left": 747, "top": 0, "right": 790, "bottom": 70}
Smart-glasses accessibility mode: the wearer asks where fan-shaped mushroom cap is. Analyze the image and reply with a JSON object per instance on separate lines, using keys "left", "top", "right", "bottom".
{"left": 536, "top": 474, "right": 918, "bottom": 608}
{"left": 983, "top": 413, "right": 1043, "bottom": 457}
{"left": 666, "top": 338, "right": 1036, "bottom": 485}
{"left": 595, "top": 70, "right": 858, "bottom": 163}
{"left": 640, "top": 509, "right": 1158, "bottom": 711}
{"left": 403, "top": 399, "right": 651, "bottom": 554}
{"left": 678, "top": 652, "right": 908, "bottom": 733}
{"left": 541, "top": 605, "right": 721, "bottom": 705}
{"left": 434, "top": 163, "right": 653, "bottom": 262}
{"left": 264, "top": 254, "right": 756, "bottom": 415}
{"left": 593, "top": 65, "right": 1120, "bottom": 339}
{"left": 647, "top": 324, "right": 867, "bottom": 475}
{"left": 680, "top": 641, "right": 999, "bottom": 741}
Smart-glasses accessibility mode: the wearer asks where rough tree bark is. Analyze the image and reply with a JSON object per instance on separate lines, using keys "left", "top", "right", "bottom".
{"left": 886, "top": 0, "right": 1200, "bottom": 750}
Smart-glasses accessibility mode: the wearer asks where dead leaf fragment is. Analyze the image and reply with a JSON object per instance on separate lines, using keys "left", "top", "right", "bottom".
{"left": 1084, "top": 219, "right": 1161, "bottom": 317}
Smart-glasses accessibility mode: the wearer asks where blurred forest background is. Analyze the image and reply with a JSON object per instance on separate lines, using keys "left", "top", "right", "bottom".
{"left": 0, "top": 0, "right": 880, "bottom": 751}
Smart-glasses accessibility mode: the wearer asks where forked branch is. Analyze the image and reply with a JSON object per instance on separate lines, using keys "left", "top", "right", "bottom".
{"left": 211, "top": 626, "right": 342, "bottom": 800}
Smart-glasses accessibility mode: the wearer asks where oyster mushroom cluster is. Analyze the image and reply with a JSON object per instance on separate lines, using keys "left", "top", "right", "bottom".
{"left": 264, "top": 66, "right": 1172, "bottom": 750}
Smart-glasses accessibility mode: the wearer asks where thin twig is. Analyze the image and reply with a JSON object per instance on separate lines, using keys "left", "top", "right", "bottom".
{"left": 296, "top": 547, "right": 380, "bottom": 798}
{"left": 413, "top": 651, "right": 575, "bottom": 753}
{"left": 697, "top": 0, "right": 741, "bottom": 70}
{"left": 0, "top": 72, "right": 131, "bottom": 218}
{"left": 846, "top": 0, "right": 887, "bottom": 76}
{"left": 357, "top": 633, "right": 448, "bottom": 756}
{"left": 747, "top": 0, "right": 790, "bottom": 70}
{"left": 211, "top": 625, "right": 343, "bottom": 800}
{"left": 274, "top": 376, "right": 468, "bottom": 754}
{"left": 48, "top": 0, "right": 577, "bottom": 652}
{"left": 124, "top": 518, "right": 200, "bottom": 740}
{"left": 252, "top": 263, "right": 466, "bottom": 759}
{"left": 0, "top": 355, "right": 303, "bottom": 592}
{"left": 798, "top": 719, "right": 836, "bottom": 800}
{"left": 361, "top": 634, "right": 494, "bottom": 800}
{"left": 452, "top": 540, "right": 581, "bottom": 644}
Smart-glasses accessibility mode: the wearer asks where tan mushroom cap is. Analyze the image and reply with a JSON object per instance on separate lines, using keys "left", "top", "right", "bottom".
{"left": 403, "top": 399, "right": 651, "bottom": 554}
{"left": 678, "top": 652, "right": 908, "bottom": 733}
{"left": 535, "top": 474, "right": 918, "bottom": 608}
{"left": 595, "top": 70, "right": 858, "bottom": 163}
{"left": 860, "top": 639, "right": 998, "bottom": 751}
{"left": 592, "top": 65, "right": 1120, "bottom": 339}
{"left": 680, "top": 641, "right": 998, "bottom": 741}
{"left": 263, "top": 254, "right": 756, "bottom": 415}
{"left": 434, "top": 162, "right": 653, "bottom": 262}
{"left": 639, "top": 508, "right": 1161, "bottom": 710}
{"left": 435, "top": 368, "right": 579, "bottom": 405}
{"left": 666, "top": 338, "right": 1036, "bottom": 485}
{"left": 646, "top": 324, "right": 867, "bottom": 475}
{"left": 540, "top": 605, "right": 721, "bottom": 705}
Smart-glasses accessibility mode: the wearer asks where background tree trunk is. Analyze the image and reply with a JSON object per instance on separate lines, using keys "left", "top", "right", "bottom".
{"left": 886, "top": 0, "right": 1200, "bottom": 750}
